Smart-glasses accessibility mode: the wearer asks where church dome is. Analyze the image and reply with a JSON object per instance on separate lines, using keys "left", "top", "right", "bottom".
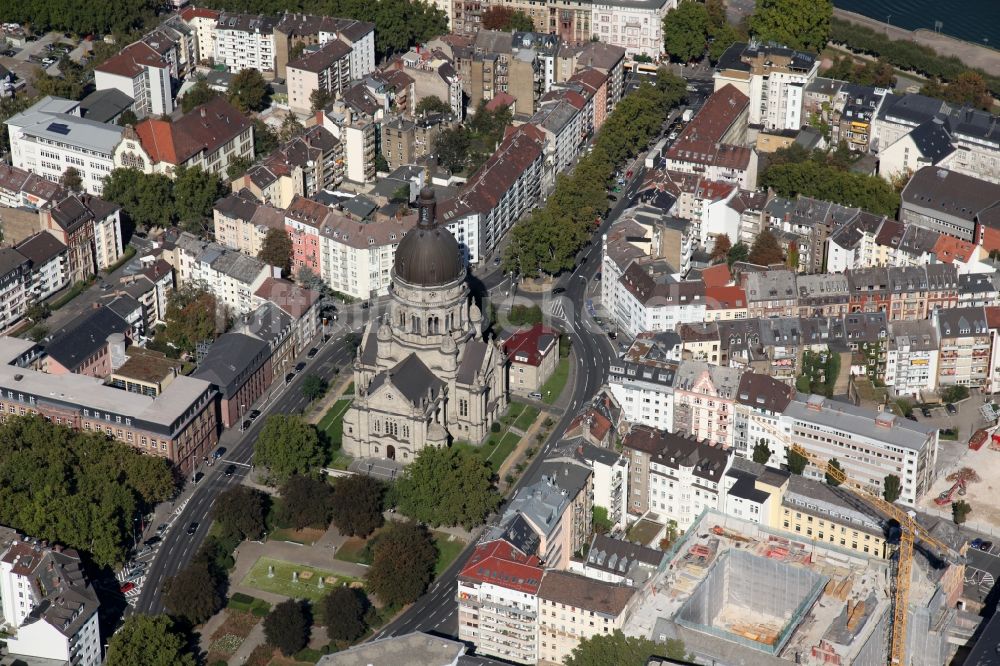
{"left": 393, "top": 188, "right": 465, "bottom": 287}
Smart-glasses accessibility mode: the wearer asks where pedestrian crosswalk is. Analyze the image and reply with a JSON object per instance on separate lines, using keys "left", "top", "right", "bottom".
{"left": 547, "top": 299, "right": 566, "bottom": 320}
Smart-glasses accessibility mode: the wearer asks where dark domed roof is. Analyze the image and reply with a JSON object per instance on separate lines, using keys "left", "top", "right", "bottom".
{"left": 393, "top": 188, "right": 465, "bottom": 287}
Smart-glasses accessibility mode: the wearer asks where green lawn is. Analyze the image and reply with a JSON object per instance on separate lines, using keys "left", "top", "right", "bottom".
{"left": 240, "top": 557, "right": 360, "bottom": 602}
{"left": 432, "top": 531, "right": 466, "bottom": 576}
{"left": 318, "top": 398, "right": 352, "bottom": 450}
{"left": 505, "top": 401, "right": 526, "bottom": 421}
{"left": 626, "top": 519, "right": 664, "bottom": 547}
{"left": 513, "top": 404, "right": 540, "bottom": 432}
{"left": 334, "top": 536, "right": 368, "bottom": 564}
{"left": 540, "top": 358, "right": 570, "bottom": 405}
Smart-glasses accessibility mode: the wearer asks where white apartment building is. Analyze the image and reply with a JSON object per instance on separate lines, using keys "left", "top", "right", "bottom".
{"left": 5, "top": 97, "right": 122, "bottom": 196}
{"left": 318, "top": 210, "right": 415, "bottom": 300}
{"left": 591, "top": 0, "right": 673, "bottom": 61}
{"left": 15, "top": 233, "right": 68, "bottom": 303}
{"left": 731, "top": 372, "right": 794, "bottom": 465}
{"left": 884, "top": 319, "right": 940, "bottom": 399}
{"left": 644, "top": 431, "right": 733, "bottom": 530}
{"left": 318, "top": 20, "right": 375, "bottom": 80}
{"left": 615, "top": 265, "right": 706, "bottom": 338}
{"left": 94, "top": 41, "right": 173, "bottom": 117}
{"left": 319, "top": 100, "right": 377, "bottom": 185}
{"left": 457, "top": 539, "right": 543, "bottom": 665}
{"left": 576, "top": 443, "right": 629, "bottom": 532}
{"left": 608, "top": 335, "right": 678, "bottom": 432}
{"left": 0, "top": 533, "right": 102, "bottom": 666}
{"left": 170, "top": 231, "right": 276, "bottom": 316}
{"left": 529, "top": 98, "right": 584, "bottom": 190}
{"left": 780, "top": 394, "right": 938, "bottom": 506}
{"left": 179, "top": 6, "right": 220, "bottom": 63}
{"left": 286, "top": 39, "right": 352, "bottom": 115}
{"left": 714, "top": 43, "right": 819, "bottom": 131}
{"left": 213, "top": 12, "right": 277, "bottom": 73}
{"left": 0, "top": 250, "right": 29, "bottom": 332}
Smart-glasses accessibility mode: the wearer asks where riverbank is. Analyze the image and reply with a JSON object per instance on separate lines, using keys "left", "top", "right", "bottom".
{"left": 833, "top": 8, "right": 1000, "bottom": 76}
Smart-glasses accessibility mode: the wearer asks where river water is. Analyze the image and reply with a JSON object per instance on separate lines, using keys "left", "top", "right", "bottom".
{"left": 833, "top": 0, "right": 1000, "bottom": 50}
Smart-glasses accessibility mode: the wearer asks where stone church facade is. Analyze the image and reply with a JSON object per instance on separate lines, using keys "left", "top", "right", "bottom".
{"left": 342, "top": 188, "right": 507, "bottom": 463}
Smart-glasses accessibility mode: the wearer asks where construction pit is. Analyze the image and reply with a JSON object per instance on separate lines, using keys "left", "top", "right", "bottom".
{"left": 624, "top": 509, "right": 965, "bottom": 665}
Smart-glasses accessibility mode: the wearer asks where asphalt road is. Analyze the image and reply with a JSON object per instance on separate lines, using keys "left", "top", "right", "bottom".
{"left": 132, "top": 323, "right": 361, "bottom": 614}
{"left": 372, "top": 162, "right": 649, "bottom": 641}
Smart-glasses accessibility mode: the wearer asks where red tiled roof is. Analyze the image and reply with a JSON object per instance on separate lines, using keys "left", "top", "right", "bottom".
{"left": 986, "top": 306, "right": 1000, "bottom": 330}
{"left": 503, "top": 323, "right": 558, "bottom": 367}
{"left": 700, "top": 263, "right": 732, "bottom": 288}
{"left": 485, "top": 91, "right": 515, "bottom": 112}
{"left": 932, "top": 234, "right": 976, "bottom": 263}
{"left": 459, "top": 539, "right": 543, "bottom": 594}
{"left": 134, "top": 97, "right": 251, "bottom": 166}
{"left": 285, "top": 195, "right": 331, "bottom": 229}
{"left": 254, "top": 277, "right": 320, "bottom": 319}
{"left": 180, "top": 6, "right": 220, "bottom": 20}
{"left": 704, "top": 285, "right": 747, "bottom": 310}
{"left": 96, "top": 41, "right": 168, "bottom": 78}
{"left": 568, "top": 409, "right": 612, "bottom": 441}
{"left": 568, "top": 67, "right": 607, "bottom": 94}
{"left": 666, "top": 84, "right": 751, "bottom": 170}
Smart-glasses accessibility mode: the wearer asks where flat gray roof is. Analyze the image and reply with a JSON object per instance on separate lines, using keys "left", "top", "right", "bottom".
{"left": 7, "top": 100, "right": 124, "bottom": 155}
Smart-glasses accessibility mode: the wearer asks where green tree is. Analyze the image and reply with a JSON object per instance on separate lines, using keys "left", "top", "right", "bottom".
{"left": 278, "top": 474, "right": 335, "bottom": 530}
{"left": 395, "top": 446, "right": 501, "bottom": 529}
{"left": 227, "top": 155, "right": 252, "bottom": 181}
{"left": 181, "top": 76, "right": 220, "bottom": 113}
{"left": 163, "top": 559, "right": 223, "bottom": 624}
{"left": 883, "top": 474, "right": 902, "bottom": 503}
{"left": 761, "top": 160, "right": 900, "bottom": 217}
{"left": 727, "top": 241, "right": 750, "bottom": 266}
{"left": 753, "top": 440, "right": 772, "bottom": 465}
{"left": 320, "top": 587, "right": 369, "bottom": 642}
{"left": 566, "top": 630, "right": 689, "bottom": 666}
{"left": 310, "top": 87, "right": 333, "bottom": 112}
{"left": 709, "top": 21, "right": 740, "bottom": 63}
{"left": 787, "top": 448, "right": 807, "bottom": 475}
{"left": 117, "top": 108, "right": 140, "bottom": 127}
{"left": 662, "top": 0, "right": 711, "bottom": 62}
{"left": 748, "top": 229, "right": 785, "bottom": 265}
{"left": 940, "top": 385, "right": 969, "bottom": 404}
{"left": 102, "top": 168, "right": 176, "bottom": 229}
{"left": 258, "top": 228, "right": 293, "bottom": 276}
{"left": 433, "top": 126, "right": 471, "bottom": 173}
{"left": 227, "top": 68, "right": 270, "bottom": 114}
{"left": 415, "top": 95, "right": 452, "bottom": 115}
{"left": 279, "top": 113, "right": 305, "bottom": 142}
{"left": 1, "top": 95, "right": 36, "bottom": 153}
{"left": 481, "top": 6, "right": 534, "bottom": 31}
{"left": 711, "top": 233, "right": 732, "bottom": 261}
{"left": 61, "top": 166, "right": 83, "bottom": 192}
{"left": 254, "top": 414, "right": 324, "bottom": 484}
{"left": 173, "top": 165, "right": 225, "bottom": 232}
{"left": 365, "top": 522, "right": 437, "bottom": 606}
{"left": 301, "top": 374, "right": 328, "bottom": 402}
{"left": 953, "top": 499, "right": 972, "bottom": 525}
{"left": 163, "top": 286, "right": 225, "bottom": 353}
{"left": 592, "top": 506, "right": 612, "bottom": 534}
{"left": 750, "top": 0, "right": 832, "bottom": 52}
{"left": 264, "top": 599, "right": 310, "bottom": 656}
{"left": 825, "top": 458, "right": 844, "bottom": 486}
{"left": 213, "top": 486, "right": 267, "bottom": 541}
{"left": 25, "top": 302, "right": 50, "bottom": 323}
{"left": 253, "top": 118, "right": 279, "bottom": 157}
{"left": 330, "top": 474, "right": 384, "bottom": 537}
{"left": 105, "top": 614, "right": 196, "bottom": 666}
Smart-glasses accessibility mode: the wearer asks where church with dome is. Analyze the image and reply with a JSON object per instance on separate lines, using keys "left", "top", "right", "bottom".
{"left": 341, "top": 188, "right": 508, "bottom": 463}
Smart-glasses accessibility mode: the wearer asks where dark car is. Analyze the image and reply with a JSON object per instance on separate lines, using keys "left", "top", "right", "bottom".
{"left": 241, "top": 420, "right": 251, "bottom": 430}
{"left": 607, "top": 330, "right": 617, "bottom": 340}
{"left": 285, "top": 373, "right": 295, "bottom": 384}
{"left": 224, "top": 464, "right": 236, "bottom": 478}
{"left": 143, "top": 536, "right": 160, "bottom": 547}
{"left": 946, "top": 403, "right": 957, "bottom": 414}
{"left": 905, "top": 414, "right": 918, "bottom": 422}
{"left": 186, "top": 522, "right": 198, "bottom": 536}
{"left": 249, "top": 409, "right": 261, "bottom": 421}
{"left": 192, "top": 471, "right": 203, "bottom": 484}
{"left": 295, "top": 362, "right": 306, "bottom": 372}
{"left": 552, "top": 287, "right": 566, "bottom": 294}
{"left": 307, "top": 347, "right": 318, "bottom": 358}
{"left": 212, "top": 447, "right": 226, "bottom": 459}
{"left": 921, "top": 407, "right": 932, "bottom": 418}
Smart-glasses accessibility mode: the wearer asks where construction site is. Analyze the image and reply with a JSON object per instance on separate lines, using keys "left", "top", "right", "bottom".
{"left": 625, "top": 510, "right": 973, "bottom": 666}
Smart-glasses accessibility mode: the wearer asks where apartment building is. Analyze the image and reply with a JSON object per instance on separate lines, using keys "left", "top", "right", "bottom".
{"left": 731, "top": 371, "right": 794, "bottom": 463}
{"left": 743, "top": 269, "right": 798, "bottom": 319}
{"left": 0, "top": 336, "right": 219, "bottom": 474}
{"left": 284, "top": 195, "right": 328, "bottom": 276}
{"left": 714, "top": 43, "right": 819, "bottom": 131}
{"left": 573, "top": 441, "right": 629, "bottom": 532}
{"left": 572, "top": 533, "right": 664, "bottom": 586}
{"left": 537, "top": 571, "right": 638, "bottom": 665}
{"left": 503, "top": 324, "right": 559, "bottom": 395}
{"left": 392, "top": 46, "right": 464, "bottom": 119}
{"left": 900, "top": 167, "right": 1000, "bottom": 244}
{"left": 94, "top": 40, "right": 173, "bottom": 117}
{"left": 933, "top": 306, "right": 991, "bottom": 389}
{"left": 616, "top": 266, "right": 705, "bottom": 339}
{"left": 14, "top": 232, "right": 68, "bottom": 303}
{"left": 608, "top": 333, "right": 678, "bottom": 432}
{"left": 0, "top": 250, "right": 30, "bottom": 332}
{"left": 272, "top": 13, "right": 375, "bottom": 80}
{"left": 0, "top": 533, "right": 101, "bottom": 666}
{"left": 825, "top": 211, "right": 890, "bottom": 273}
{"left": 192, "top": 332, "right": 272, "bottom": 428}
{"left": 318, "top": 99, "right": 377, "bottom": 184}
{"left": 438, "top": 124, "right": 544, "bottom": 263}
{"left": 672, "top": 359, "right": 741, "bottom": 446}
{"left": 530, "top": 98, "right": 585, "bottom": 188}
{"left": 6, "top": 96, "right": 123, "bottom": 195}
{"left": 117, "top": 97, "right": 253, "bottom": 178}
{"left": 0, "top": 163, "right": 64, "bottom": 210}
{"left": 213, "top": 12, "right": 277, "bottom": 74}
{"left": 457, "top": 539, "right": 543, "bottom": 664}
{"left": 590, "top": 0, "right": 673, "bottom": 61}
{"left": 287, "top": 39, "right": 352, "bottom": 114}
{"left": 380, "top": 113, "right": 457, "bottom": 171}
{"left": 39, "top": 193, "right": 124, "bottom": 283}
{"left": 213, "top": 192, "right": 286, "bottom": 258}
{"left": 170, "top": 231, "right": 275, "bottom": 316}
{"left": 179, "top": 6, "right": 220, "bottom": 62}
{"left": 235, "top": 125, "right": 342, "bottom": 208}
{"left": 884, "top": 319, "right": 939, "bottom": 398}
{"left": 780, "top": 393, "right": 938, "bottom": 506}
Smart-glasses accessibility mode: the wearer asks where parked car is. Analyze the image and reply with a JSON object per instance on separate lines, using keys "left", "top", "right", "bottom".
{"left": 249, "top": 409, "right": 261, "bottom": 421}
{"left": 946, "top": 403, "right": 957, "bottom": 414}
{"left": 921, "top": 407, "right": 932, "bottom": 418}
{"left": 186, "top": 522, "right": 198, "bottom": 536}
{"left": 119, "top": 582, "right": 135, "bottom": 594}
{"left": 307, "top": 347, "right": 318, "bottom": 358}
{"left": 905, "top": 414, "right": 918, "bottom": 422}
{"left": 971, "top": 538, "right": 993, "bottom": 551}
{"left": 143, "top": 536, "right": 160, "bottom": 547}
{"left": 156, "top": 523, "right": 169, "bottom": 534}
{"left": 295, "top": 362, "right": 306, "bottom": 372}
{"left": 212, "top": 447, "right": 226, "bottom": 460}
{"left": 552, "top": 287, "right": 566, "bottom": 294}
{"left": 528, "top": 392, "right": 542, "bottom": 399}
{"left": 607, "top": 330, "right": 617, "bottom": 340}
{"left": 285, "top": 373, "right": 295, "bottom": 384}
{"left": 192, "top": 472, "right": 203, "bottom": 484}
{"left": 241, "top": 420, "right": 251, "bottom": 430}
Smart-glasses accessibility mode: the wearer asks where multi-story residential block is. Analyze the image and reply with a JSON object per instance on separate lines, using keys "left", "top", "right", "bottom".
{"left": 621, "top": 425, "right": 732, "bottom": 528}
{"left": 0, "top": 163, "right": 64, "bottom": 210}
{"left": 537, "top": 571, "right": 638, "bottom": 664}
{"left": 169, "top": 231, "right": 275, "bottom": 316}
{"left": 438, "top": 124, "right": 544, "bottom": 263}
{"left": 573, "top": 533, "right": 664, "bottom": 587}
{"left": 884, "top": 319, "right": 939, "bottom": 399}
{"left": 590, "top": 0, "right": 673, "bottom": 61}
{"left": 213, "top": 12, "right": 277, "bottom": 74}
{"left": 503, "top": 324, "right": 559, "bottom": 395}
{"left": 703, "top": 285, "right": 748, "bottom": 321}
{"left": 192, "top": 332, "right": 272, "bottom": 428}
{"left": 565, "top": 41, "right": 626, "bottom": 111}
{"left": 179, "top": 6, "right": 220, "bottom": 63}
{"left": 116, "top": 97, "right": 254, "bottom": 178}
{"left": 672, "top": 359, "right": 741, "bottom": 446}
{"left": 39, "top": 193, "right": 124, "bottom": 283}
{"left": 608, "top": 333, "right": 678, "bottom": 432}
{"left": 731, "top": 371, "right": 794, "bottom": 462}
{"left": 877, "top": 116, "right": 956, "bottom": 181}
{"left": 284, "top": 195, "right": 328, "bottom": 277}
{"left": 530, "top": 97, "right": 585, "bottom": 189}
{"left": 743, "top": 269, "right": 798, "bottom": 319}
{"left": 0, "top": 249, "right": 30, "bottom": 332}
{"left": 825, "top": 211, "right": 888, "bottom": 272}
{"left": 6, "top": 97, "right": 123, "bottom": 195}
{"left": 392, "top": 46, "right": 464, "bottom": 119}
{"left": 572, "top": 441, "right": 629, "bottom": 532}
{"left": 831, "top": 83, "right": 889, "bottom": 152}
{"left": 14, "top": 232, "right": 68, "bottom": 303}
{"left": 933, "top": 306, "right": 991, "bottom": 389}
{"left": 0, "top": 336, "right": 219, "bottom": 473}
{"left": 213, "top": 192, "right": 286, "bottom": 258}
{"left": 846, "top": 266, "right": 890, "bottom": 314}
{"left": 959, "top": 272, "right": 1000, "bottom": 307}
{"left": 714, "top": 43, "right": 819, "bottom": 131}
{"left": 616, "top": 265, "right": 706, "bottom": 338}
{"left": 94, "top": 40, "right": 173, "bottom": 118}
{"left": 286, "top": 39, "right": 352, "bottom": 115}
{"left": 253, "top": 277, "right": 320, "bottom": 356}
{"left": 234, "top": 125, "right": 342, "bottom": 208}
{"left": 318, "top": 99, "right": 377, "bottom": 184}
{"left": 272, "top": 14, "right": 375, "bottom": 80}
{"left": 779, "top": 393, "right": 938, "bottom": 506}
{"left": 0, "top": 532, "right": 101, "bottom": 666}
{"left": 457, "top": 539, "right": 543, "bottom": 665}
{"left": 900, "top": 166, "right": 1000, "bottom": 244}
{"left": 795, "top": 273, "right": 850, "bottom": 318}
{"left": 380, "top": 113, "right": 457, "bottom": 171}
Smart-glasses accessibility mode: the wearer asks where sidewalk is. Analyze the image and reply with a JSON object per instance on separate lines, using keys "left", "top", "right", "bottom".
{"left": 228, "top": 622, "right": 267, "bottom": 665}
{"left": 306, "top": 370, "right": 355, "bottom": 427}
{"left": 496, "top": 409, "right": 551, "bottom": 492}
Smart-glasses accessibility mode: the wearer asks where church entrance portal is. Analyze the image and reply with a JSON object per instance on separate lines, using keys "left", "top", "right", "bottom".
{"left": 386, "top": 445, "right": 396, "bottom": 460}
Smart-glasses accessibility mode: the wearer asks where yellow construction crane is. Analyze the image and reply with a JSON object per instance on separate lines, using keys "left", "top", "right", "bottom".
{"left": 788, "top": 443, "right": 964, "bottom": 666}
